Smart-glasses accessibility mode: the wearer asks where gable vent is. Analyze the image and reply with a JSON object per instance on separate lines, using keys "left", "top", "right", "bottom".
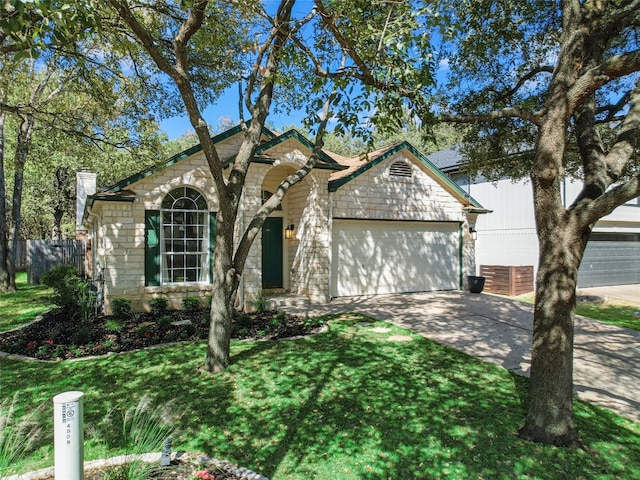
{"left": 389, "top": 161, "right": 412, "bottom": 178}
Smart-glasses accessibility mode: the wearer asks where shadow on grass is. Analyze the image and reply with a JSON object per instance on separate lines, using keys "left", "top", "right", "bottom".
{"left": 2, "top": 319, "right": 640, "bottom": 479}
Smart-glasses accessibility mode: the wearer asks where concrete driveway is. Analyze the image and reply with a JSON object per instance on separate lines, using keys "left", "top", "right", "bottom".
{"left": 281, "top": 290, "right": 640, "bottom": 423}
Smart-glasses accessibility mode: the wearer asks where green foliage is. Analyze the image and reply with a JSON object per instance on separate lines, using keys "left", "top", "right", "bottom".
{"left": 157, "top": 315, "right": 173, "bottom": 330}
{"left": 0, "top": 0, "right": 101, "bottom": 58}
{"left": 106, "top": 319, "right": 124, "bottom": 332}
{"left": 111, "top": 298, "right": 132, "bottom": 320}
{"left": 0, "top": 396, "right": 42, "bottom": 476}
{"left": 149, "top": 297, "right": 169, "bottom": 316}
{"left": 253, "top": 293, "right": 269, "bottom": 314}
{"left": 181, "top": 296, "right": 200, "bottom": 313}
{"left": 97, "top": 395, "right": 178, "bottom": 480}
{"left": 4, "top": 318, "right": 640, "bottom": 478}
{"left": 73, "top": 325, "right": 92, "bottom": 345}
{"left": 40, "top": 265, "right": 83, "bottom": 312}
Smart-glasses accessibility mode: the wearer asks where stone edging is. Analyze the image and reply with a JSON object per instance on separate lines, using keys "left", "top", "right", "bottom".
{"left": 2, "top": 452, "right": 269, "bottom": 480}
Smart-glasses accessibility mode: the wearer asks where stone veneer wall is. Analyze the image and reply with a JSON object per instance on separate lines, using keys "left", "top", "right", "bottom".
{"left": 93, "top": 139, "right": 238, "bottom": 314}
{"left": 332, "top": 153, "right": 464, "bottom": 222}
{"left": 91, "top": 141, "right": 476, "bottom": 313}
{"left": 331, "top": 152, "right": 476, "bottom": 289}
{"left": 239, "top": 141, "right": 332, "bottom": 309}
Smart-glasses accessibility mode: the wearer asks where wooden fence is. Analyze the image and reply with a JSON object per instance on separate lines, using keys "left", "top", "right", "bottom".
{"left": 27, "top": 239, "right": 87, "bottom": 284}
{"left": 14, "top": 239, "right": 28, "bottom": 271}
{"left": 480, "top": 265, "right": 534, "bottom": 296}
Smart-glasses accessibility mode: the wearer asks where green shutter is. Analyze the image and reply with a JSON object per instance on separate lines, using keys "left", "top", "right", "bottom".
{"left": 145, "top": 210, "right": 161, "bottom": 286}
{"left": 209, "top": 212, "right": 217, "bottom": 283}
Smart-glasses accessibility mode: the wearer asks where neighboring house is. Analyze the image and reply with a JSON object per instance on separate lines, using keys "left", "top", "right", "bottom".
{"left": 77, "top": 125, "right": 488, "bottom": 313}
{"left": 429, "top": 147, "right": 640, "bottom": 288}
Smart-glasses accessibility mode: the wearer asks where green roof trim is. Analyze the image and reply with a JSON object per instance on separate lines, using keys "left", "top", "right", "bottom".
{"left": 255, "top": 129, "right": 340, "bottom": 166}
{"left": 105, "top": 123, "right": 276, "bottom": 193}
{"left": 328, "top": 141, "right": 485, "bottom": 209}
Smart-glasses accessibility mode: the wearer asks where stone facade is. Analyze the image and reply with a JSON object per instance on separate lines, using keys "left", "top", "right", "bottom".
{"left": 84, "top": 128, "right": 483, "bottom": 314}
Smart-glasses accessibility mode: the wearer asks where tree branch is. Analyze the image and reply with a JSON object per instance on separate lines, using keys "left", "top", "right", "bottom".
{"left": 569, "top": 48, "right": 640, "bottom": 111}
{"left": 491, "top": 66, "right": 555, "bottom": 101}
{"left": 438, "top": 107, "right": 542, "bottom": 125}
{"left": 573, "top": 174, "right": 640, "bottom": 227}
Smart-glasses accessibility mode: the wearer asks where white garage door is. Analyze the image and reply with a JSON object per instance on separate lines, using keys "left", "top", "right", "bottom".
{"left": 331, "top": 220, "right": 461, "bottom": 297}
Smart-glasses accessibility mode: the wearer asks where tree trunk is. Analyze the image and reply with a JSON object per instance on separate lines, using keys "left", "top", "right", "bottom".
{"left": 202, "top": 203, "right": 239, "bottom": 373}
{"left": 7, "top": 115, "right": 35, "bottom": 289}
{"left": 519, "top": 223, "right": 587, "bottom": 447}
{"left": 0, "top": 111, "right": 13, "bottom": 293}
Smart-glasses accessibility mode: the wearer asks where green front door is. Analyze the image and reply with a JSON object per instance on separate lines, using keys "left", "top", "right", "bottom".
{"left": 262, "top": 217, "right": 283, "bottom": 289}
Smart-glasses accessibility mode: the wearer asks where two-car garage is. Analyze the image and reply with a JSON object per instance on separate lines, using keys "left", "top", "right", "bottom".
{"left": 331, "top": 220, "right": 461, "bottom": 297}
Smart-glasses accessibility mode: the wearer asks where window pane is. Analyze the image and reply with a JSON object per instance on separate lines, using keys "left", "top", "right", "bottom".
{"left": 161, "top": 187, "right": 210, "bottom": 285}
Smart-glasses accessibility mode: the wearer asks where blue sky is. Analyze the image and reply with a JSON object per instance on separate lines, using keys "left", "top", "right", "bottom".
{"left": 159, "top": 56, "right": 452, "bottom": 141}
{"left": 159, "top": 87, "right": 307, "bottom": 140}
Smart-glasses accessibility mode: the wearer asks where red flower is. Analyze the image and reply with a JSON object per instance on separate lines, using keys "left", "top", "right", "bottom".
{"left": 195, "top": 472, "right": 215, "bottom": 479}
{"left": 45, "top": 339, "right": 54, "bottom": 345}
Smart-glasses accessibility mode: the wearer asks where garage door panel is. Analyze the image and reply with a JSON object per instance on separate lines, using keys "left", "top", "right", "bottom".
{"left": 332, "top": 221, "right": 460, "bottom": 297}
{"left": 578, "top": 234, "right": 640, "bottom": 287}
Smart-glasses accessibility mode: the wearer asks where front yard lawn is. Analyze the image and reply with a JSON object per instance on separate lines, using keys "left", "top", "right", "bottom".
{"left": 515, "top": 293, "right": 640, "bottom": 331}
{"left": 2, "top": 315, "right": 640, "bottom": 479}
{"left": 0, "top": 273, "right": 54, "bottom": 332}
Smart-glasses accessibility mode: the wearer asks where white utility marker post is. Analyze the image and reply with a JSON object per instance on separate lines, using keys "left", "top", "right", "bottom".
{"left": 53, "top": 391, "right": 84, "bottom": 480}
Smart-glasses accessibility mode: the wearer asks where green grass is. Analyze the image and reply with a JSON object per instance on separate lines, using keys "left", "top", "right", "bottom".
{"left": 2, "top": 316, "right": 640, "bottom": 479}
{"left": 0, "top": 273, "right": 54, "bottom": 332}
{"left": 515, "top": 293, "right": 640, "bottom": 331}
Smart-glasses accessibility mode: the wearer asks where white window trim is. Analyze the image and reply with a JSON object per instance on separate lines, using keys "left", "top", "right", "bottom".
{"left": 160, "top": 187, "right": 209, "bottom": 285}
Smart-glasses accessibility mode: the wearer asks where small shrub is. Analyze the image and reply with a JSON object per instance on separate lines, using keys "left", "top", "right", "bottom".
{"left": 182, "top": 296, "right": 200, "bottom": 312}
{"left": 105, "top": 319, "right": 123, "bottom": 332}
{"left": 111, "top": 298, "right": 132, "bottom": 320}
{"left": 73, "top": 326, "right": 92, "bottom": 345}
{"left": 305, "top": 317, "right": 324, "bottom": 329}
{"left": 253, "top": 293, "right": 268, "bottom": 314}
{"left": 76, "top": 280, "right": 97, "bottom": 323}
{"left": 157, "top": 315, "right": 173, "bottom": 330}
{"left": 136, "top": 323, "right": 152, "bottom": 336}
{"left": 237, "top": 313, "right": 253, "bottom": 329}
{"left": 149, "top": 297, "right": 169, "bottom": 316}
{"left": 97, "top": 396, "right": 178, "bottom": 480}
{"left": 183, "top": 323, "right": 197, "bottom": 337}
{"left": 40, "top": 265, "right": 83, "bottom": 312}
{"left": 270, "top": 314, "right": 287, "bottom": 332}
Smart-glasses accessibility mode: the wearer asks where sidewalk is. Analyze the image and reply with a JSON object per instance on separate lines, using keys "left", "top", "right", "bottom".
{"left": 578, "top": 284, "right": 640, "bottom": 306}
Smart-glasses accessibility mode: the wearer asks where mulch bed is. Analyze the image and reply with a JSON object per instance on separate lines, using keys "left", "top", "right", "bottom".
{"left": 0, "top": 307, "right": 324, "bottom": 361}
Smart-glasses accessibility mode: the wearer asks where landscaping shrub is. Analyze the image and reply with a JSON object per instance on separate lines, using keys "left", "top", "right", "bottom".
{"left": 157, "top": 315, "right": 173, "bottom": 330}
{"left": 40, "top": 265, "right": 84, "bottom": 312}
{"left": 181, "top": 296, "right": 200, "bottom": 312}
{"left": 253, "top": 293, "right": 268, "bottom": 314}
{"left": 149, "top": 297, "right": 169, "bottom": 316}
{"left": 111, "top": 298, "right": 132, "bottom": 320}
{"left": 0, "top": 396, "right": 42, "bottom": 476}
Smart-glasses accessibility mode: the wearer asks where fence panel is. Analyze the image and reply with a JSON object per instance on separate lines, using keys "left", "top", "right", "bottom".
{"left": 15, "top": 239, "right": 27, "bottom": 271}
{"left": 27, "top": 239, "right": 87, "bottom": 284}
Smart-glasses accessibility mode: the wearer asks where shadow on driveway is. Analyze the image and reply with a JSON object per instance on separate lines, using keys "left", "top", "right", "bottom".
{"left": 282, "top": 290, "right": 640, "bottom": 422}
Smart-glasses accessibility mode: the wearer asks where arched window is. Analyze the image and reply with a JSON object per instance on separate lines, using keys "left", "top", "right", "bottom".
{"left": 160, "top": 187, "right": 209, "bottom": 283}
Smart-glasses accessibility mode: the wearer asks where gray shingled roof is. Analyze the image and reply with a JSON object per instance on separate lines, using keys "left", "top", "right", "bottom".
{"left": 426, "top": 146, "right": 464, "bottom": 172}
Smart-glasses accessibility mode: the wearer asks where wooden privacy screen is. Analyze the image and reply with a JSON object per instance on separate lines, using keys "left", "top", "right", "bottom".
{"left": 480, "top": 265, "right": 534, "bottom": 296}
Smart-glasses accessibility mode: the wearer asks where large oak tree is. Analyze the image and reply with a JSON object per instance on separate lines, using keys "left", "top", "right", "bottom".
{"left": 427, "top": 0, "right": 640, "bottom": 446}
{"left": 101, "top": 0, "right": 433, "bottom": 374}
